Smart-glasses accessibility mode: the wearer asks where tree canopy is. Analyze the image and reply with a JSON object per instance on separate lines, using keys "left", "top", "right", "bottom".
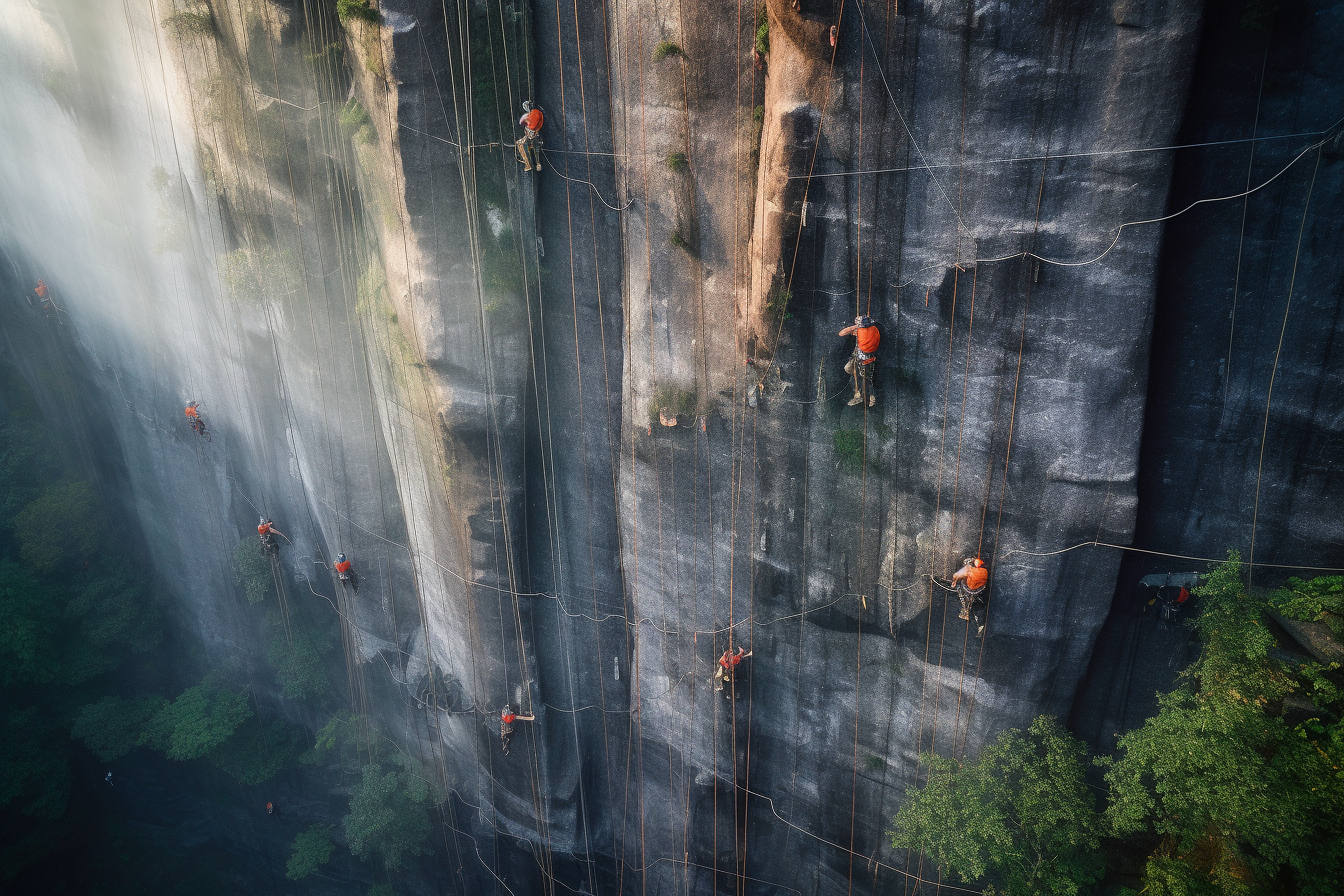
{"left": 1104, "top": 556, "right": 1344, "bottom": 896}
{"left": 891, "top": 715, "right": 1104, "bottom": 895}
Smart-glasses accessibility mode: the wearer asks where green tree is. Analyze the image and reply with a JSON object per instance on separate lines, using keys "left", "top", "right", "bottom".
{"left": 14, "top": 481, "right": 106, "bottom": 573}
{"left": 142, "top": 682, "right": 252, "bottom": 761}
{"left": 233, "top": 539, "right": 273, "bottom": 604}
{"left": 286, "top": 824, "right": 335, "bottom": 880}
{"left": 1275, "top": 573, "right": 1344, "bottom": 639}
{"left": 1104, "top": 555, "right": 1344, "bottom": 896}
{"left": 891, "top": 716, "right": 1104, "bottom": 896}
{"left": 268, "top": 622, "right": 332, "bottom": 702}
{"left": 71, "top": 694, "right": 167, "bottom": 761}
{"left": 210, "top": 716, "right": 304, "bottom": 785}
{"left": 344, "top": 764, "right": 432, "bottom": 870}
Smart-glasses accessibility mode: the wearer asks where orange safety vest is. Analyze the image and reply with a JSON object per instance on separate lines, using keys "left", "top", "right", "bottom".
{"left": 855, "top": 325, "right": 879, "bottom": 359}
{"left": 185, "top": 405, "right": 199, "bottom": 418}
{"left": 502, "top": 712, "right": 516, "bottom": 725}
{"left": 964, "top": 564, "right": 988, "bottom": 591}
{"left": 35, "top": 280, "right": 47, "bottom": 299}
{"left": 258, "top": 523, "right": 271, "bottom": 536}
{"left": 521, "top": 108, "right": 543, "bottom": 132}
{"left": 335, "top": 560, "right": 351, "bottom": 574}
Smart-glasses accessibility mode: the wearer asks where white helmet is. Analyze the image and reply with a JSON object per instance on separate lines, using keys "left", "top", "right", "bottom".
{"left": 522, "top": 100, "right": 532, "bottom": 112}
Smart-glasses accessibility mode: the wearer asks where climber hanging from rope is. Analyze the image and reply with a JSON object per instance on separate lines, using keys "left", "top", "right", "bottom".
{"left": 839, "top": 315, "right": 879, "bottom": 407}
{"left": 516, "top": 100, "right": 544, "bottom": 172}
{"left": 334, "top": 552, "right": 359, "bottom": 594}
{"left": 951, "top": 557, "right": 989, "bottom": 636}
{"left": 258, "top": 517, "right": 287, "bottom": 556}
{"left": 500, "top": 703, "right": 534, "bottom": 754}
{"left": 184, "top": 401, "right": 210, "bottom": 440}
{"left": 33, "top": 279, "right": 62, "bottom": 322}
{"left": 713, "top": 645, "right": 752, "bottom": 695}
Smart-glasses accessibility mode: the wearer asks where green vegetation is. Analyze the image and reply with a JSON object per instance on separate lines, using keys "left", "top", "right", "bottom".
{"left": 893, "top": 716, "right": 1104, "bottom": 896}
{"left": 15, "top": 481, "right": 105, "bottom": 573}
{"left": 232, "top": 539, "right": 272, "bottom": 604}
{"left": 666, "top": 151, "right": 689, "bottom": 172}
{"left": 1103, "top": 555, "right": 1344, "bottom": 895}
{"left": 162, "top": 11, "right": 216, "bottom": 40}
{"left": 833, "top": 428, "right": 864, "bottom": 470}
{"left": 340, "top": 97, "right": 376, "bottom": 145}
{"left": 304, "top": 42, "right": 345, "bottom": 71}
{"left": 344, "top": 763, "right": 433, "bottom": 869}
{"left": 670, "top": 229, "right": 690, "bottom": 251}
{"left": 755, "top": 5, "right": 769, "bottom": 56}
{"left": 1275, "top": 573, "right": 1344, "bottom": 638}
{"left": 863, "top": 754, "right": 885, "bottom": 772}
{"left": 765, "top": 285, "right": 792, "bottom": 320}
{"left": 71, "top": 695, "right": 167, "bottom": 761}
{"left": 752, "top": 104, "right": 765, "bottom": 125}
{"left": 337, "top": 0, "right": 382, "bottom": 25}
{"left": 287, "top": 824, "right": 335, "bottom": 880}
{"left": 140, "top": 680, "right": 250, "bottom": 761}
{"left": 654, "top": 40, "right": 682, "bottom": 61}
{"left": 892, "top": 556, "right": 1344, "bottom": 895}
{"left": 648, "top": 385, "right": 698, "bottom": 427}
{"left": 268, "top": 622, "right": 334, "bottom": 702}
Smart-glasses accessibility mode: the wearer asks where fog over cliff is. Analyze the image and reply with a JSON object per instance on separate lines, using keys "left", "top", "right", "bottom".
{"left": 1, "top": 0, "right": 1341, "bottom": 893}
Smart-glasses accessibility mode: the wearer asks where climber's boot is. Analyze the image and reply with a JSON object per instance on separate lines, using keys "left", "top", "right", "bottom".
{"left": 958, "top": 607, "right": 970, "bottom": 621}
{"left": 868, "top": 393, "right": 876, "bottom": 408}
{"left": 847, "top": 392, "right": 863, "bottom": 407}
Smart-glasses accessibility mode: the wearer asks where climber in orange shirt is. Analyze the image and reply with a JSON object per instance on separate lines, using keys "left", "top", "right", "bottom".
{"left": 334, "top": 552, "right": 358, "bottom": 593}
{"left": 516, "top": 101, "right": 544, "bottom": 171}
{"left": 713, "top": 645, "right": 752, "bottom": 694}
{"left": 258, "top": 517, "right": 285, "bottom": 555}
{"left": 500, "top": 704, "right": 535, "bottom": 754}
{"left": 839, "top": 315, "right": 879, "bottom": 407}
{"left": 951, "top": 557, "right": 989, "bottom": 635}
{"left": 184, "top": 401, "right": 209, "bottom": 439}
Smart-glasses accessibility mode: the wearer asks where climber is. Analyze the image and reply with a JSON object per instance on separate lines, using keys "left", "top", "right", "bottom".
{"left": 516, "top": 101, "right": 544, "bottom": 172}
{"left": 34, "top": 279, "right": 47, "bottom": 301}
{"left": 500, "top": 703, "right": 535, "bottom": 754}
{"left": 829, "top": 25, "right": 837, "bottom": 48}
{"left": 266, "top": 801, "right": 274, "bottom": 816}
{"left": 335, "top": 552, "right": 359, "bottom": 594}
{"left": 184, "top": 401, "right": 209, "bottom": 439}
{"left": 713, "top": 645, "right": 752, "bottom": 693}
{"left": 951, "top": 557, "right": 989, "bottom": 636}
{"left": 258, "top": 517, "right": 285, "bottom": 554}
{"left": 838, "top": 315, "right": 879, "bottom": 407}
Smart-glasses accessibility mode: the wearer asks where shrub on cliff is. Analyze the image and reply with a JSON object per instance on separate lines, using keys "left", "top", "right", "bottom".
{"left": 337, "top": 0, "right": 381, "bottom": 25}
{"left": 287, "top": 824, "right": 335, "bottom": 880}
{"left": 891, "top": 716, "right": 1104, "bottom": 896}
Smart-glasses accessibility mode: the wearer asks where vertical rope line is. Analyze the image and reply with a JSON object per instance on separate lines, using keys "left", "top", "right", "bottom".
{"left": 1248, "top": 147, "right": 1321, "bottom": 588}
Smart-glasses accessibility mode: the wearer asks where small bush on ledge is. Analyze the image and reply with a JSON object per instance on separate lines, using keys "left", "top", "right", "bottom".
{"left": 654, "top": 40, "right": 682, "bottom": 61}
{"left": 162, "top": 11, "right": 216, "bottom": 40}
{"left": 666, "top": 151, "right": 689, "bottom": 172}
{"left": 337, "top": 0, "right": 381, "bottom": 25}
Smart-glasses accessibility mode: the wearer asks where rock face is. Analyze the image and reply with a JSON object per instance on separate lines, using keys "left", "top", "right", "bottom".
{"left": 2, "top": 0, "right": 1342, "bottom": 893}
{"left": 1073, "top": 0, "right": 1344, "bottom": 745}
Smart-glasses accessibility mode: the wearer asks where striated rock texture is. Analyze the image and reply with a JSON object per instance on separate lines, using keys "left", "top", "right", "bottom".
{"left": 1073, "top": 0, "right": 1344, "bottom": 746}
{"left": 3, "top": 0, "right": 1343, "bottom": 893}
